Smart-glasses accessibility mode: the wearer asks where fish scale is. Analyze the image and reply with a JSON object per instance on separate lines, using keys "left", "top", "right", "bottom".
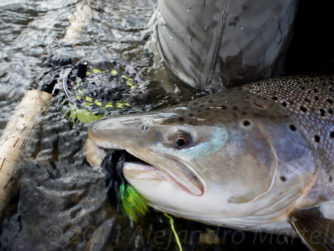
{"left": 242, "top": 76, "right": 334, "bottom": 177}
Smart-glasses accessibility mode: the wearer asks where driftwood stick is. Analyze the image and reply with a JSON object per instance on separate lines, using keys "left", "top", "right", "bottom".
{"left": 0, "top": 90, "right": 52, "bottom": 214}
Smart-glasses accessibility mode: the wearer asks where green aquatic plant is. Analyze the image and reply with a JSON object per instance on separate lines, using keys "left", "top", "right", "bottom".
{"left": 68, "top": 106, "right": 103, "bottom": 123}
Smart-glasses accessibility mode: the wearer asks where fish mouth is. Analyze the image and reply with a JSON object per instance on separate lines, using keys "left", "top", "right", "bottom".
{"left": 85, "top": 138, "right": 204, "bottom": 196}
{"left": 122, "top": 152, "right": 205, "bottom": 196}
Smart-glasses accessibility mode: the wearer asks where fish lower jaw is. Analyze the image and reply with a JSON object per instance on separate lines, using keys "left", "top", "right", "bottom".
{"left": 124, "top": 161, "right": 204, "bottom": 196}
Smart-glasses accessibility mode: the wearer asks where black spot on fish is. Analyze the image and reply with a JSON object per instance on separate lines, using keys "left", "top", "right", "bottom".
{"left": 313, "top": 88, "right": 318, "bottom": 93}
{"left": 280, "top": 176, "right": 287, "bottom": 182}
{"left": 220, "top": 105, "right": 227, "bottom": 109}
{"left": 178, "top": 117, "right": 184, "bottom": 122}
{"left": 281, "top": 101, "right": 287, "bottom": 107}
{"left": 233, "top": 106, "right": 238, "bottom": 110}
{"left": 242, "top": 120, "right": 251, "bottom": 127}
{"left": 289, "top": 124, "right": 296, "bottom": 131}
{"left": 330, "top": 131, "right": 334, "bottom": 138}
{"left": 319, "top": 109, "right": 326, "bottom": 116}
{"left": 329, "top": 176, "right": 333, "bottom": 182}
{"left": 304, "top": 98, "right": 310, "bottom": 103}
{"left": 327, "top": 98, "right": 333, "bottom": 104}
{"left": 314, "top": 96, "right": 319, "bottom": 101}
{"left": 272, "top": 96, "right": 278, "bottom": 101}
{"left": 328, "top": 109, "right": 333, "bottom": 115}
{"left": 314, "top": 135, "right": 320, "bottom": 143}
{"left": 300, "top": 106, "right": 307, "bottom": 113}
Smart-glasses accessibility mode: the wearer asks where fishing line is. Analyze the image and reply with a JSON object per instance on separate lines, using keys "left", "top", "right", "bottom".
{"left": 56, "top": 60, "right": 146, "bottom": 123}
{"left": 164, "top": 213, "right": 183, "bottom": 251}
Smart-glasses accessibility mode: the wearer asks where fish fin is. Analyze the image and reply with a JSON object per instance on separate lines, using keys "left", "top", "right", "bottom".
{"left": 289, "top": 207, "right": 334, "bottom": 251}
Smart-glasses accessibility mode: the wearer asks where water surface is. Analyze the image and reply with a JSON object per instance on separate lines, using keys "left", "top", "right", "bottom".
{"left": 1, "top": 0, "right": 333, "bottom": 250}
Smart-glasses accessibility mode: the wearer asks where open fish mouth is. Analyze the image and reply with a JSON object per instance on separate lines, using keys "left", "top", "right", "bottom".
{"left": 85, "top": 138, "right": 204, "bottom": 196}
{"left": 123, "top": 155, "right": 205, "bottom": 196}
{"left": 116, "top": 150, "right": 204, "bottom": 196}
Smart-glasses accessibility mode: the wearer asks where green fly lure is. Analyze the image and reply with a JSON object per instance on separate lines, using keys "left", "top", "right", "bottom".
{"left": 102, "top": 152, "right": 182, "bottom": 250}
{"left": 102, "top": 151, "right": 148, "bottom": 222}
{"left": 119, "top": 183, "right": 148, "bottom": 222}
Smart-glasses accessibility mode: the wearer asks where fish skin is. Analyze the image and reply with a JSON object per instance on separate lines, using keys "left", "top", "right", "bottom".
{"left": 242, "top": 76, "right": 334, "bottom": 204}
{"left": 84, "top": 76, "right": 334, "bottom": 235}
{"left": 243, "top": 76, "right": 334, "bottom": 164}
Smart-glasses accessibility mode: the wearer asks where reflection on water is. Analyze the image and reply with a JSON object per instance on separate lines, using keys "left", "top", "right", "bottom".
{"left": 0, "top": 0, "right": 326, "bottom": 250}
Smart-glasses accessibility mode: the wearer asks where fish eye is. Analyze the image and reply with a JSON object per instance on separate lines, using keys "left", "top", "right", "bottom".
{"left": 173, "top": 133, "right": 191, "bottom": 149}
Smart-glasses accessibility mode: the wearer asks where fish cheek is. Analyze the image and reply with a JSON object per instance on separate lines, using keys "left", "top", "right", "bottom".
{"left": 228, "top": 154, "right": 274, "bottom": 203}
{"left": 218, "top": 128, "right": 276, "bottom": 203}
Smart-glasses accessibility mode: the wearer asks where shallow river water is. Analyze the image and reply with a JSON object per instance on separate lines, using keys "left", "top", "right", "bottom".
{"left": 0, "top": 0, "right": 333, "bottom": 250}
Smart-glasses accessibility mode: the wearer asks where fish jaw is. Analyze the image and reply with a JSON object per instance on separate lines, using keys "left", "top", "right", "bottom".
{"left": 84, "top": 113, "right": 205, "bottom": 196}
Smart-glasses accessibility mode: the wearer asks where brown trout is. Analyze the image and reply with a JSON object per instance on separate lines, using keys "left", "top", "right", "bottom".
{"left": 84, "top": 76, "right": 334, "bottom": 250}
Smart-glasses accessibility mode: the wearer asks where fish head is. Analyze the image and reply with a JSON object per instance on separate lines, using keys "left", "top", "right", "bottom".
{"left": 85, "top": 91, "right": 316, "bottom": 227}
